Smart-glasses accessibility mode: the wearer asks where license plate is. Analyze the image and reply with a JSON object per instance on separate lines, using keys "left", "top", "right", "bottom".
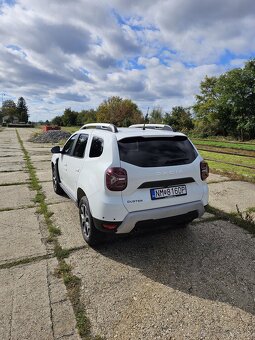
{"left": 150, "top": 185, "right": 187, "bottom": 200}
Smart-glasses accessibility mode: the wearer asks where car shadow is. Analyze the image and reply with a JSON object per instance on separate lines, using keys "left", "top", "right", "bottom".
{"left": 96, "top": 222, "right": 255, "bottom": 315}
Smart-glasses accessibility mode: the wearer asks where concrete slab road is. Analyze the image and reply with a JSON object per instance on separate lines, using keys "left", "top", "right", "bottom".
{"left": 68, "top": 220, "right": 255, "bottom": 339}
{"left": 0, "top": 128, "right": 80, "bottom": 340}
{"left": 1, "top": 127, "right": 255, "bottom": 340}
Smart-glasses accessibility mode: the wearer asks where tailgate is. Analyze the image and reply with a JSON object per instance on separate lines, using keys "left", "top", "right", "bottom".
{"left": 121, "top": 158, "right": 204, "bottom": 212}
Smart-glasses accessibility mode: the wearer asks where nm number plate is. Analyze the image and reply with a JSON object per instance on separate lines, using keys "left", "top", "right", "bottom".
{"left": 150, "top": 185, "right": 187, "bottom": 200}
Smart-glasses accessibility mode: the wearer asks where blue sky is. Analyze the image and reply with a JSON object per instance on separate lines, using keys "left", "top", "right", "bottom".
{"left": 0, "top": 0, "right": 255, "bottom": 121}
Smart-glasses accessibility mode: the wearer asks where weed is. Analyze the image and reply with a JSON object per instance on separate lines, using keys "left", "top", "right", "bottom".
{"left": 0, "top": 254, "right": 51, "bottom": 270}
{"left": 48, "top": 225, "right": 61, "bottom": 236}
{"left": 54, "top": 244, "right": 70, "bottom": 259}
{"left": 76, "top": 309, "right": 91, "bottom": 338}
{"left": 54, "top": 260, "right": 103, "bottom": 339}
{"left": 236, "top": 205, "right": 254, "bottom": 223}
{"left": 0, "top": 205, "right": 35, "bottom": 212}
{"left": 0, "top": 182, "right": 30, "bottom": 187}
{"left": 206, "top": 205, "right": 255, "bottom": 235}
{"left": 246, "top": 207, "right": 255, "bottom": 213}
{"left": 46, "top": 235, "right": 55, "bottom": 243}
{"left": 54, "top": 260, "right": 72, "bottom": 277}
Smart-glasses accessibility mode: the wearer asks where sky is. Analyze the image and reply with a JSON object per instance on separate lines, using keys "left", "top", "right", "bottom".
{"left": 0, "top": 0, "right": 255, "bottom": 121}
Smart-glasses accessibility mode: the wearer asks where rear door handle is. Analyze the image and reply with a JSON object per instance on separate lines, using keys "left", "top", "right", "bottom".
{"left": 75, "top": 169, "right": 80, "bottom": 173}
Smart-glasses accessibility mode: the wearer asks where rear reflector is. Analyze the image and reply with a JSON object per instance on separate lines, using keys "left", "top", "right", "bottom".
{"left": 200, "top": 161, "right": 209, "bottom": 180}
{"left": 102, "top": 223, "right": 118, "bottom": 230}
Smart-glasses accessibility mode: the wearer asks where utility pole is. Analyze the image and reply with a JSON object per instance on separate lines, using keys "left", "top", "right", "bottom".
{"left": 1, "top": 93, "right": 5, "bottom": 125}
{"left": 1, "top": 92, "right": 5, "bottom": 108}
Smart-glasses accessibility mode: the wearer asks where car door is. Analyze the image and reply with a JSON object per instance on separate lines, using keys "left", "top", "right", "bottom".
{"left": 65, "top": 133, "right": 89, "bottom": 198}
{"left": 58, "top": 134, "right": 78, "bottom": 191}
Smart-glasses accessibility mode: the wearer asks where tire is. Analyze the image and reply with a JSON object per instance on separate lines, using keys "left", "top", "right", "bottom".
{"left": 52, "top": 164, "right": 64, "bottom": 195}
{"left": 79, "top": 196, "right": 103, "bottom": 246}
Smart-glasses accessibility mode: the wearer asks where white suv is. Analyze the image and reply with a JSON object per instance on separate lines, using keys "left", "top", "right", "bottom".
{"left": 51, "top": 123, "right": 209, "bottom": 245}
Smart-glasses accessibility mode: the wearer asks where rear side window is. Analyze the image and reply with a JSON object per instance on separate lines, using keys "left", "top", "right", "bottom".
{"left": 73, "top": 134, "right": 88, "bottom": 158}
{"left": 89, "top": 136, "right": 104, "bottom": 158}
{"left": 62, "top": 135, "right": 77, "bottom": 155}
{"left": 118, "top": 136, "right": 197, "bottom": 167}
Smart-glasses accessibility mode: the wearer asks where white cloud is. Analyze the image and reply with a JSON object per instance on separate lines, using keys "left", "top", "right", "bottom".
{"left": 0, "top": 0, "right": 254, "bottom": 120}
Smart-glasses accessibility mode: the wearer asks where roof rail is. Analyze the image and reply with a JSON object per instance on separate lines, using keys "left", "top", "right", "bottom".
{"left": 129, "top": 124, "right": 173, "bottom": 131}
{"left": 80, "top": 123, "right": 118, "bottom": 133}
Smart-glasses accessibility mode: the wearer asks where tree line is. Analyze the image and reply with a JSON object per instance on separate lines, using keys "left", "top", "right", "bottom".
{"left": 51, "top": 59, "right": 255, "bottom": 140}
{"left": 0, "top": 97, "right": 29, "bottom": 123}
{"left": 51, "top": 96, "right": 194, "bottom": 133}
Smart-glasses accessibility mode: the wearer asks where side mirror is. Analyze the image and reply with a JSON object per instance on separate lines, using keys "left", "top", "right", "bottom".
{"left": 51, "top": 146, "right": 61, "bottom": 154}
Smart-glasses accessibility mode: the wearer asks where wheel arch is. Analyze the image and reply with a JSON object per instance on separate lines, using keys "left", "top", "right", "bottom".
{"left": 77, "top": 188, "right": 86, "bottom": 205}
{"left": 52, "top": 158, "right": 61, "bottom": 183}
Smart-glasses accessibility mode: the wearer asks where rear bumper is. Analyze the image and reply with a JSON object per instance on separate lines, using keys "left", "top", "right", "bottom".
{"left": 116, "top": 200, "right": 205, "bottom": 234}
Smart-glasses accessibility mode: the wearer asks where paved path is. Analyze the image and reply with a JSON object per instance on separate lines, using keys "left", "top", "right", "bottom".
{"left": 0, "top": 128, "right": 79, "bottom": 340}
{"left": 0, "top": 127, "right": 254, "bottom": 339}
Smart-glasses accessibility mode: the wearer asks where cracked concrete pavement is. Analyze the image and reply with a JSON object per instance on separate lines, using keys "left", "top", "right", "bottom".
{"left": 0, "top": 127, "right": 254, "bottom": 339}
{"left": 0, "top": 128, "right": 79, "bottom": 340}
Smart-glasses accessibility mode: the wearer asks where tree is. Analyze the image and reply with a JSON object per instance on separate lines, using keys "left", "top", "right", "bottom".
{"left": 193, "top": 76, "right": 221, "bottom": 136}
{"left": 149, "top": 107, "right": 164, "bottom": 123}
{"left": 96, "top": 96, "right": 143, "bottom": 126}
{"left": 216, "top": 61, "right": 255, "bottom": 140}
{"left": 164, "top": 106, "right": 194, "bottom": 132}
{"left": 77, "top": 109, "right": 96, "bottom": 126}
{"left": 62, "top": 108, "right": 78, "bottom": 126}
{"left": 1, "top": 100, "right": 17, "bottom": 122}
{"left": 194, "top": 59, "right": 255, "bottom": 139}
{"left": 51, "top": 115, "right": 63, "bottom": 126}
{"left": 16, "top": 97, "right": 29, "bottom": 123}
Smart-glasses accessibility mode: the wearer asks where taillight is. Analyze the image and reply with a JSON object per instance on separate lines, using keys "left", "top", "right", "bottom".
{"left": 200, "top": 161, "right": 209, "bottom": 181}
{"left": 105, "top": 167, "right": 127, "bottom": 191}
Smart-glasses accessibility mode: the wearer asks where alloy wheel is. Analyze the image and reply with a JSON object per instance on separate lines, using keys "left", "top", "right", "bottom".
{"left": 80, "top": 203, "right": 90, "bottom": 237}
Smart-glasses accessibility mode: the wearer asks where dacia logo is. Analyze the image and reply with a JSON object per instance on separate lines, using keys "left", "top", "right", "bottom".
{"left": 155, "top": 169, "right": 184, "bottom": 176}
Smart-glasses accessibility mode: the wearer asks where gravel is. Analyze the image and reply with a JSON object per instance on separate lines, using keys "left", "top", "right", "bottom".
{"left": 29, "top": 130, "right": 71, "bottom": 143}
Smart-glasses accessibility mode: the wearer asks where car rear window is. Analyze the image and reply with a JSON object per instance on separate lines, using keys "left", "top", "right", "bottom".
{"left": 118, "top": 136, "right": 197, "bottom": 167}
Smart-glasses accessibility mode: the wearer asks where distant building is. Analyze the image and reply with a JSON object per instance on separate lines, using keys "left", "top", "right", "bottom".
{"left": 2, "top": 115, "right": 19, "bottom": 124}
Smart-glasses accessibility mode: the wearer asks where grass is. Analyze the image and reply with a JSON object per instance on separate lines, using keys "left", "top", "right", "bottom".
{"left": 0, "top": 254, "right": 51, "bottom": 270}
{"left": 197, "top": 145, "right": 255, "bottom": 158}
{"left": 0, "top": 182, "right": 30, "bottom": 187}
{"left": 191, "top": 136, "right": 255, "bottom": 144}
{"left": 206, "top": 205, "right": 255, "bottom": 235}
{"left": 55, "top": 260, "right": 104, "bottom": 340}
{"left": 200, "top": 150, "right": 255, "bottom": 168}
{"left": 0, "top": 204, "right": 36, "bottom": 212}
{"left": 54, "top": 244, "right": 70, "bottom": 259}
{"left": 247, "top": 207, "right": 255, "bottom": 213}
{"left": 189, "top": 137, "right": 255, "bottom": 182}
{"left": 62, "top": 126, "right": 81, "bottom": 134}
{"left": 206, "top": 160, "right": 255, "bottom": 182}
{"left": 192, "top": 139, "right": 255, "bottom": 151}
